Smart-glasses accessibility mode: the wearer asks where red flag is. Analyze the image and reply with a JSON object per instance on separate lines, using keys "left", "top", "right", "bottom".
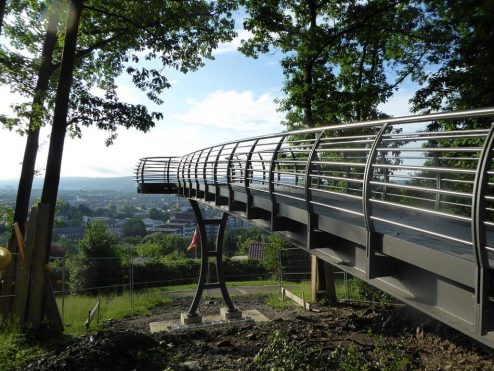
{"left": 187, "top": 228, "right": 199, "bottom": 252}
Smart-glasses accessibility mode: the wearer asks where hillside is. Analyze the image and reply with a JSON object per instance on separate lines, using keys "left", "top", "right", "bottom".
{"left": 0, "top": 176, "right": 136, "bottom": 193}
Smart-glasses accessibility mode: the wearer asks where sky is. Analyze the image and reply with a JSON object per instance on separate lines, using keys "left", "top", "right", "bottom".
{"left": 0, "top": 19, "right": 416, "bottom": 181}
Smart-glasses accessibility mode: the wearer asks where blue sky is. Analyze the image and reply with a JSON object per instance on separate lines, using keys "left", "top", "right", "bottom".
{"left": 0, "top": 24, "right": 415, "bottom": 180}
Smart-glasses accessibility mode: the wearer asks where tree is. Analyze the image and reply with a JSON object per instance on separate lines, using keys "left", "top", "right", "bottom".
{"left": 0, "top": 0, "right": 6, "bottom": 35}
{"left": 122, "top": 217, "right": 146, "bottom": 238}
{"left": 411, "top": 0, "right": 494, "bottom": 115}
{"left": 149, "top": 208, "right": 169, "bottom": 223}
{"left": 0, "top": 0, "right": 237, "bottom": 233}
{"left": 70, "top": 220, "right": 120, "bottom": 295}
{"left": 1, "top": 0, "right": 237, "bottom": 329}
{"left": 240, "top": 0, "right": 428, "bottom": 129}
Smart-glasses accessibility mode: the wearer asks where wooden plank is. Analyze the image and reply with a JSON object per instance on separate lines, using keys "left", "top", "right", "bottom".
{"left": 27, "top": 203, "right": 51, "bottom": 328}
{"left": 84, "top": 299, "right": 100, "bottom": 330}
{"left": 323, "top": 262, "right": 338, "bottom": 305}
{"left": 13, "top": 223, "right": 25, "bottom": 260}
{"left": 281, "top": 287, "right": 311, "bottom": 310}
{"left": 311, "top": 255, "right": 319, "bottom": 302}
{"left": 43, "top": 277, "right": 64, "bottom": 333}
{"left": 11, "top": 207, "right": 38, "bottom": 322}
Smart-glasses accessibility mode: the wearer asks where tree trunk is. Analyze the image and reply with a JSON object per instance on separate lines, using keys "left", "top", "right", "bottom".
{"left": 40, "top": 0, "right": 83, "bottom": 240}
{"left": 0, "top": 1, "right": 61, "bottom": 319}
{"left": 13, "top": 4, "right": 61, "bottom": 232}
{"left": 304, "top": 0, "right": 318, "bottom": 128}
{"left": 0, "top": 0, "right": 6, "bottom": 35}
{"left": 31, "top": 0, "right": 83, "bottom": 330}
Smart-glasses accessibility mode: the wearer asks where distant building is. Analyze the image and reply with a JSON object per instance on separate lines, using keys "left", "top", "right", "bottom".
{"left": 52, "top": 226, "right": 84, "bottom": 240}
{"left": 248, "top": 242, "right": 265, "bottom": 260}
{"left": 141, "top": 218, "right": 166, "bottom": 232}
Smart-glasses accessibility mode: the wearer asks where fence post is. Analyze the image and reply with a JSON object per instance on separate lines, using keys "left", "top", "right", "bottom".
{"left": 344, "top": 271, "right": 349, "bottom": 301}
{"left": 61, "top": 255, "right": 65, "bottom": 321}
{"left": 131, "top": 255, "right": 134, "bottom": 312}
{"left": 278, "top": 248, "right": 283, "bottom": 291}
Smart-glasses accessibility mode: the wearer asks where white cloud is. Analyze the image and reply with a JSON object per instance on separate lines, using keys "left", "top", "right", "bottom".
{"left": 379, "top": 88, "right": 415, "bottom": 117}
{"left": 214, "top": 29, "right": 253, "bottom": 55}
{"left": 175, "top": 89, "right": 284, "bottom": 135}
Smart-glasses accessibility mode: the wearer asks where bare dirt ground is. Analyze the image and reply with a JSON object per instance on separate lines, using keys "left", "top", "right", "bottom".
{"left": 20, "top": 294, "right": 494, "bottom": 370}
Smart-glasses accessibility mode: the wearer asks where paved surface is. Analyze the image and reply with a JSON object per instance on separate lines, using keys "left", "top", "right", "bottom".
{"left": 165, "top": 285, "right": 281, "bottom": 299}
{"left": 149, "top": 309, "right": 270, "bottom": 333}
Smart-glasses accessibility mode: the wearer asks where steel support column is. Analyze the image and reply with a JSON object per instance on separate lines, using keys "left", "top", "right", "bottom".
{"left": 186, "top": 199, "right": 238, "bottom": 317}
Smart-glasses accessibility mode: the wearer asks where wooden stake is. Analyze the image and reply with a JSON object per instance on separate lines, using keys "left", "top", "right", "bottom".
{"left": 13, "top": 223, "right": 25, "bottom": 260}
{"left": 12, "top": 207, "right": 38, "bottom": 322}
{"left": 323, "top": 262, "right": 337, "bottom": 305}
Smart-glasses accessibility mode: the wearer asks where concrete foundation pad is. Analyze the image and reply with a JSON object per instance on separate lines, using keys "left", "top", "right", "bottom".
{"left": 220, "top": 307, "right": 242, "bottom": 320}
{"left": 180, "top": 312, "right": 202, "bottom": 325}
{"left": 150, "top": 309, "right": 269, "bottom": 333}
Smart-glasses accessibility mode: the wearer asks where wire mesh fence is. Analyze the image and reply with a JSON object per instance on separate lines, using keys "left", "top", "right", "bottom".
{"left": 1, "top": 246, "right": 385, "bottom": 331}
{"left": 278, "top": 247, "right": 380, "bottom": 303}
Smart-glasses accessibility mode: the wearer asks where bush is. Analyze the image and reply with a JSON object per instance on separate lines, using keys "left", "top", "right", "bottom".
{"left": 223, "top": 258, "right": 269, "bottom": 281}
{"left": 126, "top": 258, "right": 201, "bottom": 288}
{"left": 355, "top": 279, "right": 394, "bottom": 304}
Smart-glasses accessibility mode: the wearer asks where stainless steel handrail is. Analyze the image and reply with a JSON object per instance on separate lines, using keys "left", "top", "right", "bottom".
{"left": 135, "top": 107, "right": 494, "bottom": 259}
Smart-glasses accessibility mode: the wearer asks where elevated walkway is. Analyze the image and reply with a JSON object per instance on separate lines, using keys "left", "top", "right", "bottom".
{"left": 135, "top": 107, "right": 494, "bottom": 348}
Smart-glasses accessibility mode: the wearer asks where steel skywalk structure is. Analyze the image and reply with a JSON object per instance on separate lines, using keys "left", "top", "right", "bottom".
{"left": 135, "top": 107, "right": 494, "bottom": 347}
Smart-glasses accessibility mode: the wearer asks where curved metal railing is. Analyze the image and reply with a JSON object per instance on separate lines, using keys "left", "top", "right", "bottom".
{"left": 136, "top": 107, "right": 494, "bottom": 267}
{"left": 136, "top": 107, "right": 494, "bottom": 346}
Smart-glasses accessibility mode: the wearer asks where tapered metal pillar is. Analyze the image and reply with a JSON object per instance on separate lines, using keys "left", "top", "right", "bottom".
{"left": 185, "top": 199, "right": 239, "bottom": 320}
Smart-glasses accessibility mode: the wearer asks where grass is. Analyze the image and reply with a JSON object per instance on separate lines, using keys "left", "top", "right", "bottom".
{"left": 161, "top": 279, "right": 280, "bottom": 292}
{"left": 0, "top": 277, "right": 380, "bottom": 369}
{"left": 57, "top": 279, "right": 280, "bottom": 336}
{"left": 0, "top": 325, "right": 42, "bottom": 371}
{"left": 56, "top": 277, "right": 377, "bottom": 336}
{"left": 58, "top": 287, "right": 172, "bottom": 336}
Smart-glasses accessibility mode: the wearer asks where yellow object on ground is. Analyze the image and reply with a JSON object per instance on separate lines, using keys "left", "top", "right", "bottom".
{"left": 0, "top": 246, "right": 12, "bottom": 270}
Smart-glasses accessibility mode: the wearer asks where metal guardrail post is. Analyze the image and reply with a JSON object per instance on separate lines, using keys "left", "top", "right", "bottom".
{"left": 187, "top": 152, "right": 195, "bottom": 197}
{"left": 305, "top": 131, "right": 325, "bottom": 249}
{"left": 269, "top": 135, "right": 286, "bottom": 230}
{"left": 213, "top": 144, "right": 226, "bottom": 205}
{"left": 194, "top": 150, "right": 202, "bottom": 196}
{"left": 471, "top": 123, "right": 494, "bottom": 335}
{"left": 203, "top": 147, "right": 213, "bottom": 198}
{"left": 177, "top": 155, "right": 186, "bottom": 195}
{"left": 363, "top": 123, "right": 389, "bottom": 279}
{"left": 140, "top": 158, "right": 147, "bottom": 185}
{"left": 432, "top": 152, "right": 442, "bottom": 210}
{"left": 226, "top": 143, "right": 240, "bottom": 210}
{"left": 245, "top": 139, "right": 259, "bottom": 217}
{"left": 259, "top": 153, "right": 266, "bottom": 184}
